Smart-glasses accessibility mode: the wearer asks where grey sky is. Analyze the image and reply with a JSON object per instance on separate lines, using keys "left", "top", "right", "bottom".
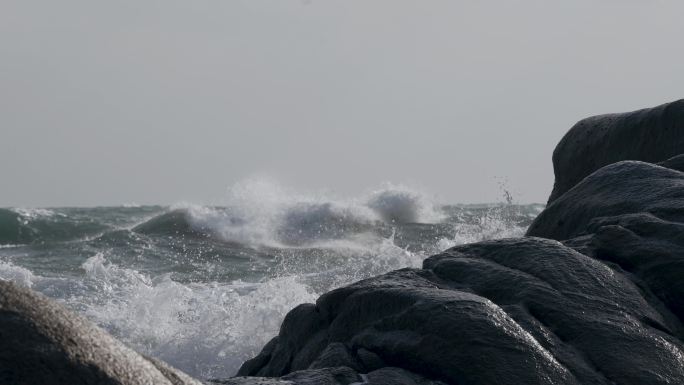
{"left": 1, "top": 1, "right": 683, "bottom": 207}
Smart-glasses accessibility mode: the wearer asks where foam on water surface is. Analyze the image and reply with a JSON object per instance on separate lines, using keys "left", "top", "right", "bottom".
{"left": 0, "top": 180, "right": 540, "bottom": 380}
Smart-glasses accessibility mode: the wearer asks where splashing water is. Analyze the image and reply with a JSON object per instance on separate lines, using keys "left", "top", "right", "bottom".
{"left": 78, "top": 253, "right": 317, "bottom": 377}
{"left": 0, "top": 180, "right": 542, "bottom": 380}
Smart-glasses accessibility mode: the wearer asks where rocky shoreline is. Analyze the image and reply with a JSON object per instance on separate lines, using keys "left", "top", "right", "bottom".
{"left": 2, "top": 99, "right": 684, "bottom": 384}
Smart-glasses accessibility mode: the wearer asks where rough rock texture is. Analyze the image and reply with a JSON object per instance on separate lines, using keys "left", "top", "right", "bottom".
{"left": 563, "top": 212, "right": 684, "bottom": 328}
{"left": 214, "top": 366, "right": 360, "bottom": 385}
{"left": 527, "top": 160, "right": 684, "bottom": 241}
{"left": 233, "top": 237, "right": 684, "bottom": 385}
{"left": 214, "top": 366, "right": 446, "bottom": 385}
{"left": 527, "top": 155, "right": 684, "bottom": 327}
{"left": 548, "top": 99, "right": 684, "bottom": 203}
{"left": 0, "top": 280, "right": 201, "bottom": 385}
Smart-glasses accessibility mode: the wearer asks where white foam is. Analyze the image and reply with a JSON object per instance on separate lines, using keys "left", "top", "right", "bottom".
{"left": 77, "top": 253, "right": 316, "bottom": 379}
{"left": 437, "top": 206, "right": 527, "bottom": 250}
{"left": 365, "top": 183, "right": 444, "bottom": 224}
{"left": 0, "top": 261, "right": 36, "bottom": 288}
{"left": 11, "top": 208, "right": 57, "bottom": 219}
{"left": 10, "top": 208, "right": 58, "bottom": 225}
{"left": 0, "top": 244, "right": 24, "bottom": 249}
{"left": 176, "top": 178, "right": 445, "bottom": 248}
{"left": 0, "top": 232, "right": 427, "bottom": 379}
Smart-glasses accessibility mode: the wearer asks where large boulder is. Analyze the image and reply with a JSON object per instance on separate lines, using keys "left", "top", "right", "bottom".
{"left": 0, "top": 280, "right": 201, "bottom": 385}
{"left": 234, "top": 238, "right": 684, "bottom": 385}
{"left": 527, "top": 160, "right": 684, "bottom": 241}
{"left": 527, "top": 157, "right": 684, "bottom": 327}
{"left": 548, "top": 99, "right": 684, "bottom": 203}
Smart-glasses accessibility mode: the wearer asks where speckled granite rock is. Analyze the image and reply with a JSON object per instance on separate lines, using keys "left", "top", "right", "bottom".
{"left": 0, "top": 280, "right": 201, "bottom": 385}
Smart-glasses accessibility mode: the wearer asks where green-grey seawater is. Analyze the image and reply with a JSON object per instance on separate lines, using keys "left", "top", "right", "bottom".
{"left": 0, "top": 184, "right": 542, "bottom": 380}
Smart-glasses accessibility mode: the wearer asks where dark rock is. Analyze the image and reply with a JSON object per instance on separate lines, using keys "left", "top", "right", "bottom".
{"left": 237, "top": 337, "right": 281, "bottom": 378}
{"left": 548, "top": 99, "right": 684, "bottom": 203}
{"left": 216, "top": 366, "right": 446, "bottom": 385}
{"left": 215, "top": 366, "right": 360, "bottom": 385}
{"left": 236, "top": 238, "right": 684, "bottom": 384}
{"left": 211, "top": 378, "right": 291, "bottom": 385}
{"left": 308, "top": 343, "right": 363, "bottom": 372}
{"left": 0, "top": 280, "right": 200, "bottom": 385}
{"left": 426, "top": 238, "right": 684, "bottom": 384}
{"left": 365, "top": 367, "right": 448, "bottom": 385}
{"left": 279, "top": 366, "right": 359, "bottom": 385}
{"left": 527, "top": 160, "right": 684, "bottom": 241}
{"left": 354, "top": 348, "right": 385, "bottom": 372}
{"left": 238, "top": 303, "right": 329, "bottom": 377}
{"left": 529, "top": 156, "right": 684, "bottom": 325}
{"left": 562, "top": 211, "right": 684, "bottom": 327}
{"left": 658, "top": 153, "right": 684, "bottom": 172}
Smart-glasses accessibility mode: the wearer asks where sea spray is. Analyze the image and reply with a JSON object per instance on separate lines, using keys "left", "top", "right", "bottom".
{"left": 0, "top": 180, "right": 542, "bottom": 380}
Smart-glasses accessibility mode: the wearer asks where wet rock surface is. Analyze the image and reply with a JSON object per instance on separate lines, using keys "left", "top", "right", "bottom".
{"left": 234, "top": 237, "right": 684, "bottom": 384}
{"left": 548, "top": 99, "right": 684, "bottom": 203}
{"left": 213, "top": 366, "right": 446, "bottom": 385}
{"left": 527, "top": 160, "right": 684, "bottom": 241}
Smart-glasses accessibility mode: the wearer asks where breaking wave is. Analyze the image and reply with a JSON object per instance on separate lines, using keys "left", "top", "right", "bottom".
{"left": 133, "top": 179, "right": 446, "bottom": 248}
{"left": 0, "top": 178, "right": 542, "bottom": 380}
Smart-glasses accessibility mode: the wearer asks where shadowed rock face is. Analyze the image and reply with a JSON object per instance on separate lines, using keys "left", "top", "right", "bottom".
{"left": 528, "top": 157, "right": 684, "bottom": 328}
{"left": 524, "top": 100, "right": 684, "bottom": 335}
{"left": 0, "top": 280, "right": 200, "bottom": 385}
{"left": 548, "top": 99, "right": 684, "bottom": 203}
{"left": 658, "top": 154, "right": 684, "bottom": 172}
{"left": 232, "top": 237, "right": 684, "bottom": 385}
{"left": 213, "top": 366, "right": 446, "bottom": 385}
{"left": 563, "top": 212, "right": 684, "bottom": 329}
{"left": 527, "top": 160, "right": 684, "bottom": 241}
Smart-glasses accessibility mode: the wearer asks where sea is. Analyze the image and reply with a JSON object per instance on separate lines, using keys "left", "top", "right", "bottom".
{"left": 0, "top": 179, "right": 543, "bottom": 381}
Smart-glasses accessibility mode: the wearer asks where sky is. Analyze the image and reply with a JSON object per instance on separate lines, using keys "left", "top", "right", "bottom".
{"left": 1, "top": 0, "right": 683, "bottom": 207}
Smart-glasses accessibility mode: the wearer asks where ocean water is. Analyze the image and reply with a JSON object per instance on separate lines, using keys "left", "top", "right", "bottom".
{"left": 0, "top": 180, "right": 543, "bottom": 381}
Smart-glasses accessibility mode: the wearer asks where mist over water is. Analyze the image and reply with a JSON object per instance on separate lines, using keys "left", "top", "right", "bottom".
{"left": 0, "top": 179, "right": 543, "bottom": 380}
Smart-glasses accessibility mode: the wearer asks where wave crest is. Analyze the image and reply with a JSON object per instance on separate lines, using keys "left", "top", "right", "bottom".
{"left": 132, "top": 180, "right": 446, "bottom": 248}
{"left": 366, "top": 185, "right": 443, "bottom": 224}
